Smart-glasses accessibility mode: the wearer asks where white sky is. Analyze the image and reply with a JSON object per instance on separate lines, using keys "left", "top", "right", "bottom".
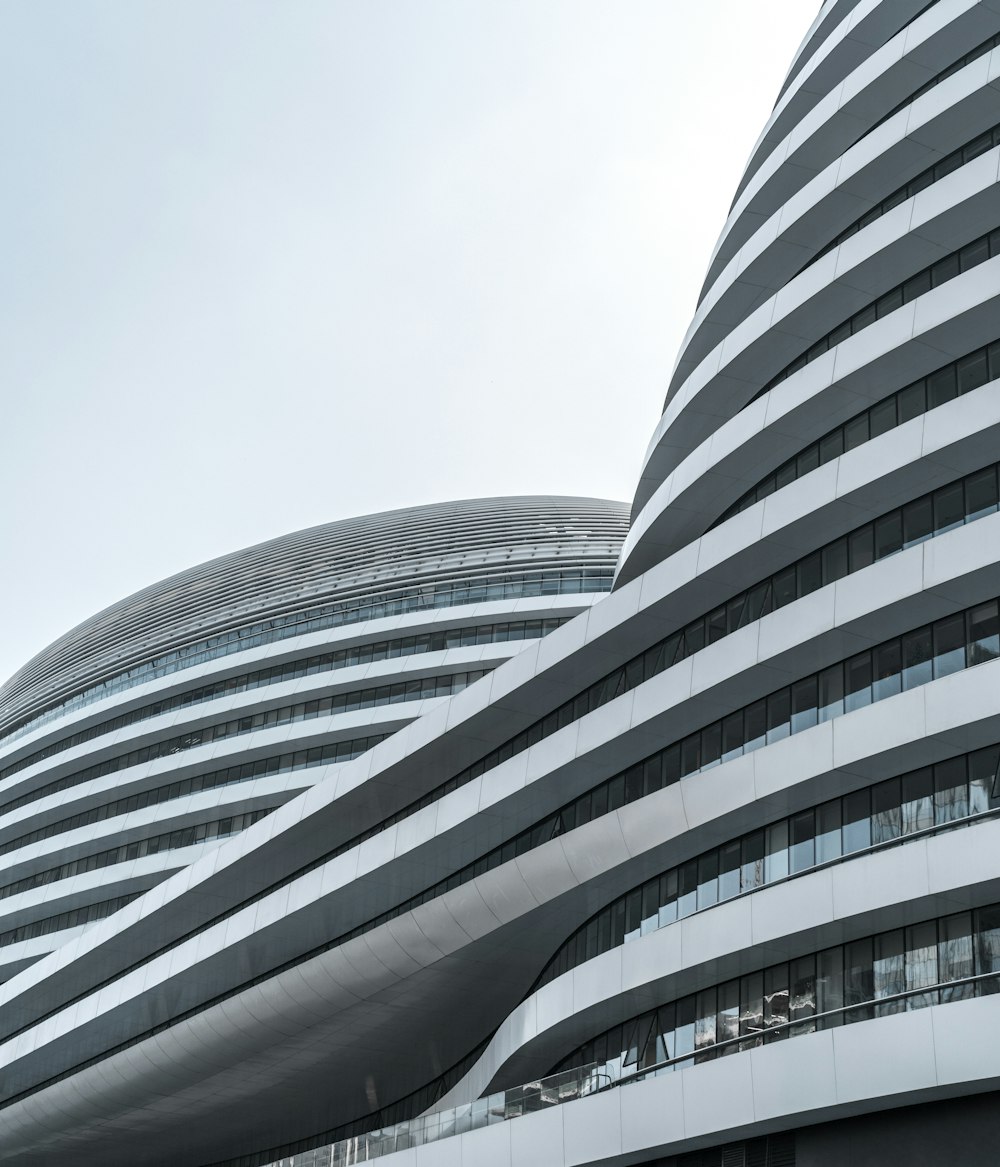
{"left": 0, "top": 1, "right": 816, "bottom": 685}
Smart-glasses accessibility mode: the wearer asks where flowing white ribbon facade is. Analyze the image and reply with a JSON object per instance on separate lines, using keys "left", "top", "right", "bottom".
{"left": 3, "top": 2, "right": 1000, "bottom": 1164}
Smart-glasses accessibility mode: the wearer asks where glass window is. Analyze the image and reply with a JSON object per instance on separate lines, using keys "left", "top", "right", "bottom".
{"left": 742, "top": 580, "right": 772, "bottom": 626}
{"left": 741, "top": 830, "right": 765, "bottom": 892}
{"left": 927, "top": 363, "right": 958, "bottom": 407}
{"left": 789, "top": 810, "right": 815, "bottom": 873}
{"left": 957, "top": 349, "right": 990, "bottom": 395}
{"left": 816, "top": 946, "right": 844, "bottom": 1028}
{"left": 772, "top": 566, "right": 797, "bottom": 609}
{"left": 902, "top": 497, "right": 933, "bottom": 548}
{"left": 896, "top": 380, "right": 926, "bottom": 423}
{"left": 843, "top": 413, "right": 869, "bottom": 451}
{"left": 930, "top": 253, "right": 960, "bottom": 288}
{"left": 701, "top": 722, "right": 722, "bottom": 770}
{"left": 796, "top": 444, "right": 820, "bottom": 477}
{"left": 901, "top": 767, "right": 934, "bottom": 834}
{"left": 677, "top": 859, "right": 698, "bottom": 919}
{"left": 848, "top": 524, "right": 874, "bottom": 572}
{"left": 680, "top": 734, "right": 701, "bottom": 777}
{"left": 873, "top": 511, "right": 903, "bottom": 560}
{"left": 968, "top": 748, "right": 998, "bottom": 815}
{"left": 790, "top": 676, "right": 818, "bottom": 734}
{"left": 726, "top": 595, "right": 746, "bottom": 635}
{"left": 789, "top": 954, "right": 817, "bottom": 1033}
{"left": 775, "top": 460, "right": 797, "bottom": 489}
{"left": 764, "top": 964, "right": 789, "bottom": 1035}
{"left": 872, "top": 640, "right": 902, "bottom": 702}
{"left": 968, "top": 600, "right": 1000, "bottom": 666}
{"left": 640, "top": 880, "right": 660, "bottom": 937}
{"left": 959, "top": 236, "right": 990, "bottom": 271}
{"left": 873, "top": 930, "right": 905, "bottom": 1015}
{"left": 821, "top": 538, "right": 849, "bottom": 585}
{"left": 976, "top": 905, "right": 1000, "bottom": 995}
{"left": 934, "top": 757, "right": 968, "bottom": 825}
{"left": 694, "top": 988, "right": 717, "bottom": 1059}
{"left": 739, "top": 971, "right": 764, "bottom": 1046}
{"left": 721, "top": 711, "right": 744, "bottom": 762}
{"left": 901, "top": 269, "right": 932, "bottom": 303}
{"left": 933, "top": 613, "right": 966, "bottom": 678}
{"left": 718, "top": 840, "right": 741, "bottom": 902}
{"left": 744, "top": 700, "right": 767, "bottom": 752}
{"left": 654, "top": 1004, "right": 674, "bottom": 1066}
{"left": 844, "top": 937, "right": 874, "bottom": 1022}
{"left": 905, "top": 921, "right": 939, "bottom": 1010}
{"left": 624, "top": 888, "right": 642, "bottom": 942}
{"left": 795, "top": 549, "right": 822, "bottom": 598}
{"left": 673, "top": 995, "right": 696, "bottom": 1063}
{"left": 933, "top": 481, "right": 965, "bottom": 535}
{"left": 816, "top": 799, "right": 842, "bottom": 863}
{"left": 842, "top": 788, "right": 871, "bottom": 854}
{"left": 817, "top": 663, "right": 844, "bottom": 722}
{"left": 697, "top": 851, "right": 719, "bottom": 911}
{"left": 766, "top": 689, "right": 791, "bottom": 743}
{"left": 901, "top": 625, "right": 933, "bottom": 690}
{"left": 965, "top": 466, "right": 999, "bottom": 522}
{"left": 706, "top": 607, "right": 726, "bottom": 645}
{"left": 852, "top": 302, "right": 878, "bottom": 331}
{"left": 939, "top": 912, "right": 974, "bottom": 1001}
{"left": 764, "top": 820, "right": 789, "bottom": 884}
{"left": 819, "top": 429, "right": 844, "bottom": 464}
{"left": 990, "top": 339, "right": 1000, "bottom": 381}
{"left": 658, "top": 869, "right": 678, "bottom": 927}
{"left": 828, "top": 320, "right": 852, "bottom": 348}
{"left": 717, "top": 980, "right": 740, "bottom": 1053}
{"left": 871, "top": 777, "right": 901, "bottom": 843}
{"left": 844, "top": 652, "right": 872, "bottom": 713}
{"left": 869, "top": 397, "right": 896, "bottom": 437}
{"left": 684, "top": 620, "right": 705, "bottom": 655}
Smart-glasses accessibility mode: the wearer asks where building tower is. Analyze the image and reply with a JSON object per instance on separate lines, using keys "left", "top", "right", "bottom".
{"left": 2, "top": 1, "right": 1000, "bottom": 1164}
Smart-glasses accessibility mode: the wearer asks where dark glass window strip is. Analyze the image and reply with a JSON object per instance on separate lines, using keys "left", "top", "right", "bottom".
{"left": 553, "top": 901, "right": 1000, "bottom": 1079}
{"left": 865, "top": 30, "right": 1000, "bottom": 139}
{"left": 1, "top": 670, "right": 490, "bottom": 818}
{"left": 0, "top": 894, "right": 142, "bottom": 950}
{"left": 804, "top": 121, "right": 1000, "bottom": 272}
{"left": 437, "top": 459, "right": 1000, "bottom": 800}
{"left": 4, "top": 514, "right": 1000, "bottom": 1050}
{"left": 716, "top": 338, "right": 1000, "bottom": 525}
{"left": 0, "top": 619, "right": 567, "bottom": 787}
{"left": 534, "top": 746, "right": 1000, "bottom": 992}
{"left": 0, "top": 734, "right": 387, "bottom": 860}
{"left": 679, "top": 1133, "right": 795, "bottom": 1167}
{"left": 5, "top": 594, "right": 1000, "bottom": 1087}
{"left": 754, "top": 227, "right": 1000, "bottom": 403}
{"left": 2, "top": 570, "right": 611, "bottom": 748}
{"left": 0, "top": 809, "right": 271, "bottom": 905}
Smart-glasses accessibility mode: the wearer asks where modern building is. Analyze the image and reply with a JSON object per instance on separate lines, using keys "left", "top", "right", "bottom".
{"left": 3, "top": 0, "right": 1000, "bottom": 1163}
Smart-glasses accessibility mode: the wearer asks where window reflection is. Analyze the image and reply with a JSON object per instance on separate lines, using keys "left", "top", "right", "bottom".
{"left": 533, "top": 746, "right": 1000, "bottom": 992}
{"left": 555, "top": 904, "right": 1000, "bottom": 1081}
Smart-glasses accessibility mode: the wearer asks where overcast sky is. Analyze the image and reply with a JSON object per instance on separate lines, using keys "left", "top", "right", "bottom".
{"left": 0, "top": 1, "right": 814, "bottom": 685}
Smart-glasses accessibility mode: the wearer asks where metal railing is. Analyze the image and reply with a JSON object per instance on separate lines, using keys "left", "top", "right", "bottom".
{"left": 262, "top": 1062, "right": 609, "bottom": 1166}
{"left": 262, "top": 971, "right": 1000, "bottom": 1166}
{"left": 627, "top": 970, "right": 999, "bottom": 1081}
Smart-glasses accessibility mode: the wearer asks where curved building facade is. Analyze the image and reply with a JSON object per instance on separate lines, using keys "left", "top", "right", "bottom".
{"left": 3, "top": 2, "right": 1000, "bottom": 1164}
{"left": 0, "top": 496, "right": 626, "bottom": 990}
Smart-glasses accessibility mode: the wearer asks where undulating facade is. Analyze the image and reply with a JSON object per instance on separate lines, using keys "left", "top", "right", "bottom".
{"left": 3, "top": 0, "right": 1000, "bottom": 1163}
